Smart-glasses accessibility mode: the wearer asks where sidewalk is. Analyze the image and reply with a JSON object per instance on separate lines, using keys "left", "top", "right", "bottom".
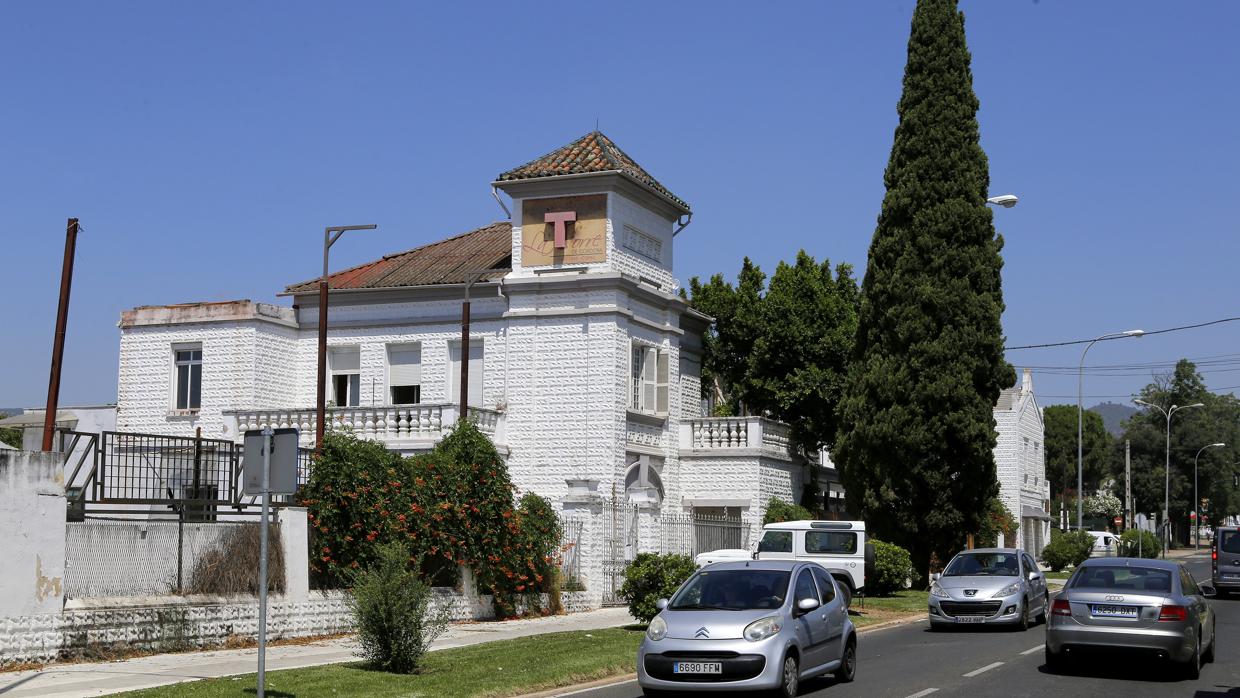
{"left": 0, "top": 607, "right": 636, "bottom": 698}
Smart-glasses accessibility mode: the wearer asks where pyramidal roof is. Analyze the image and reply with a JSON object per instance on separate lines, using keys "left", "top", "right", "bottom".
{"left": 496, "top": 131, "right": 689, "bottom": 213}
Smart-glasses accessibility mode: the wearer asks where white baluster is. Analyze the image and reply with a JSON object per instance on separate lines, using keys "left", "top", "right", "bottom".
{"left": 364, "top": 409, "right": 376, "bottom": 438}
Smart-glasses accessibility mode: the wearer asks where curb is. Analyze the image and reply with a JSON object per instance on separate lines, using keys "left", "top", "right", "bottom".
{"left": 516, "top": 612, "right": 927, "bottom": 697}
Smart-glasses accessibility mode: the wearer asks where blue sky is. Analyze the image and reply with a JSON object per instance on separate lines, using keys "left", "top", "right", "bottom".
{"left": 2, "top": 1, "right": 1237, "bottom": 410}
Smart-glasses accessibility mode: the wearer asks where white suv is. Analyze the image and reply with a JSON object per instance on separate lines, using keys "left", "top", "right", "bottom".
{"left": 697, "top": 520, "right": 873, "bottom": 606}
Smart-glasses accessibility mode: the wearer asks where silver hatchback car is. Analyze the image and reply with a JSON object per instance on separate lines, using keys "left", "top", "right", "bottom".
{"left": 928, "top": 548, "right": 1049, "bottom": 630}
{"left": 1045, "top": 557, "right": 1218, "bottom": 678}
{"left": 637, "top": 560, "right": 857, "bottom": 697}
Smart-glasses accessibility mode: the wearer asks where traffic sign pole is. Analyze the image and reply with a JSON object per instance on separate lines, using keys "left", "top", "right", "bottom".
{"left": 258, "top": 426, "right": 272, "bottom": 698}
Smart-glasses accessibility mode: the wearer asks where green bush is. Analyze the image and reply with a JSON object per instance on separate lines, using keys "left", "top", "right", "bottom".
{"left": 763, "top": 497, "right": 813, "bottom": 525}
{"left": 348, "top": 541, "right": 451, "bottom": 674}
{"left": 618, "top": 553, "right": 697, "bottom": 624}
{"left": 1119, "top": 529, "right": 1161, "bottom": 559}
{"left": 868, "top": 540, "right": 914, "bottom": 596}
{"left": 1041, "top": 530, "right": 1094, "bottom": 571}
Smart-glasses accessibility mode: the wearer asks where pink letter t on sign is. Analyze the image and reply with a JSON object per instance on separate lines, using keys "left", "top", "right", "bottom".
{"left": 544, "top": 211, "right": 577, "bottom": 249}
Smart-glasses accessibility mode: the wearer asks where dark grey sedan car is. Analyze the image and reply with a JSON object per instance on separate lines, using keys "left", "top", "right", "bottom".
{"left": 1045, "top": 557, "right": 1218, "bottom": 678}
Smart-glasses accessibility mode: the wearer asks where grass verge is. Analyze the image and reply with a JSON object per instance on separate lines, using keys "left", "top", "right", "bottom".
{"left": 851, "top": 590, "right": 928, "bottom": 628}
{"left": 114, "top": 627, "right": 642, "bottom": 698}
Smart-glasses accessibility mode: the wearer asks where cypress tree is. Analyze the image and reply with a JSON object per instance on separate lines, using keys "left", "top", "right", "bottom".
{"left": 834, "top": 0, "right": 1014, "bottom": 579}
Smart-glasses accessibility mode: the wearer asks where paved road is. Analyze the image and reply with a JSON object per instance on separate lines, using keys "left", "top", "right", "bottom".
{"left": 568, "top": 555, "right": 1240, "bottom": 698}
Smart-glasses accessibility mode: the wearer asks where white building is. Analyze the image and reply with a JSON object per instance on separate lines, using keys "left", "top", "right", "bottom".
{"left": 992, "top": 368, "right": 1051, "bottom": 555}
{"left": 110, "top": 132, "right": 810, "bottom": 594}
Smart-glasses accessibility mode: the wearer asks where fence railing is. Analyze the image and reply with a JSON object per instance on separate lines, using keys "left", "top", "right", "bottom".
{"left": 224, "top": 404, "right": 506, "bottom": 448}
{"left": 681, "top": 417, "right": 795, "bottom": 459}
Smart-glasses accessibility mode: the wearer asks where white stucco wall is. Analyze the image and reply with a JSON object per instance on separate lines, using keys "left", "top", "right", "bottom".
{"left": 0, "top": 450, "right": 67, "bottom": 617}
{"left": 993, "top": 371, "right": 1049, "bottom": 555}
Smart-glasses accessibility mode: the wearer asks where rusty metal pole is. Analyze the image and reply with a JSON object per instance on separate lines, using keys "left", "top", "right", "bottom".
{"left": 315, "top": 225, "right": 377, "bottom": 452}
{"left": 315, "top": 230, "right": 330, "bottom": 452}
{"left": 459, "top": 290, "right": 471, "bottom": 420}
{"left": 43, "top": 218, "right": 80, "bottom": 452}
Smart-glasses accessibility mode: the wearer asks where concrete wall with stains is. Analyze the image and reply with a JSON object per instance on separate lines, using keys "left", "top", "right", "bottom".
{"left": 0, "top": 450, "right": 67, "bottom": 616}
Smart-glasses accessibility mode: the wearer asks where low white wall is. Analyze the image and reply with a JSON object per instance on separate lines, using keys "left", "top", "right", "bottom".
{"left": 0, "top": 588, "right": 601, "bottom": 666}
{"left": 0, "top": 450, "right": 67, "bottom": 618}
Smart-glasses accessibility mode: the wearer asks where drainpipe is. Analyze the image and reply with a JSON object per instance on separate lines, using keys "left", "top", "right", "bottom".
{"left": 672, "top": 213, "right": 693, "bottom": 237}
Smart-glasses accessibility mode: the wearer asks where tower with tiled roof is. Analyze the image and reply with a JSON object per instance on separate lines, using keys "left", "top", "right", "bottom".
{"left": 494, "top": 131, "right": 691, "bottom": 291}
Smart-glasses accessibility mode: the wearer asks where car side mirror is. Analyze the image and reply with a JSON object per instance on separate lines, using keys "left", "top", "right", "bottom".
{"left": 1200, "top": 585, "right": 1217, "bottom": 599}
{"left": 1029, "top": 571, "right": 1041, "bottom": 581}
{"left": 797, "top": 597, "right": 820, "bottom": 614}
{"left": 655, "top": 598, "right": 669, "bottom": 610}
{"left": 931, "top": 572, "right": 942, "bottom": 582}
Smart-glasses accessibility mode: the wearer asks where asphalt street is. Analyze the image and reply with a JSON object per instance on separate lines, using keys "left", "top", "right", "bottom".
{"left": 566, "top": 554, "right": 1240, "bottom": 698}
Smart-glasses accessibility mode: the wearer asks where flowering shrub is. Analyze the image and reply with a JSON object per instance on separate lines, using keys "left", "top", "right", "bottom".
{"left": 1083, "top": 492, "right": 1122, "bottom": 519}
{"left": 299, "top": 421, "right": 561, "bottom": 618}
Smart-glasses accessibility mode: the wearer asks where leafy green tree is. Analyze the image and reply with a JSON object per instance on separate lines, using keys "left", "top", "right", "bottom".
{"left": 746, "top": 253, "right": 858, "bottom": 456}
{"left": 834, "top": 0, "right": 1013, "bottom": 580}
{"left": 1121, "top": 360, "right": 1240, "bottom": 545}
{"left": 763, "top": 496, "right": 814, "bottom": 525}
{"left": 0, "top": 411, "right": 21, "bottom": 449}
{"left": 1043, "top": 405, "right": 1113, "bottom": 503}
{"left": 688, "top": 259, "right": 765, "bottom": 415}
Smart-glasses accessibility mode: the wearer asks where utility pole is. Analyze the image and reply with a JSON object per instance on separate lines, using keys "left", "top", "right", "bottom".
{"left": 43, "top": 218, "right": 80, "bottom": 452}
{"left": 457, "top": 272, "right": 489, "bottom": 419}
{"left": 1124, "top": 440, "right": 1132, "bottom": 531}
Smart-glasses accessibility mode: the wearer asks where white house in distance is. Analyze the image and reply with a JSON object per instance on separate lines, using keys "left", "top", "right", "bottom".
{"left": 993, "top": 368, "right": 1051, "bottom": 555}
{"left": 112, "top": 132, "right": 812, "bottom": 594}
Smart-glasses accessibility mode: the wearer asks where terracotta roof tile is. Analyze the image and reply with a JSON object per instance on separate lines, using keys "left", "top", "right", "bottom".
{"left": 497, "top": 131, "right": 689, "bottom": 212}
{"left": 284, "top": 222, "right": 512, "bottom": 293}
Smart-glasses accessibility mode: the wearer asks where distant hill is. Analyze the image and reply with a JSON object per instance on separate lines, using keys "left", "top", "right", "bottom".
{"left": 1090, "top": 402, "right": 1137, "bottom": 437}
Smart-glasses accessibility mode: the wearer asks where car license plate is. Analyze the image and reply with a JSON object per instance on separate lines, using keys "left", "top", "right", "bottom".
{"left": 1222, "top": 573, "right": 1240, "bottom": 580}
{"left": 674, "top": 662, "right": 722, "bottom": 674}
{"left": 956, "top": 615, "right": 985, "bottom": 623}
{"left": 1091, "top": 604, "right": 1137, "bottom": 618}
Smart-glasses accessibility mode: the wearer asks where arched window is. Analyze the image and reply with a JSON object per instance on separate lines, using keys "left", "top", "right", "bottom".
{"left": 625, "top": 454, "right": 664, "bottom": 505}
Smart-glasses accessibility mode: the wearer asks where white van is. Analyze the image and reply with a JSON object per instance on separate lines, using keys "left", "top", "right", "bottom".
{"left": 696, "top": 520, "right": 874, "bottom": 605}
{"left": 1087, "top": 530, "right": 1121, "bottom": 557}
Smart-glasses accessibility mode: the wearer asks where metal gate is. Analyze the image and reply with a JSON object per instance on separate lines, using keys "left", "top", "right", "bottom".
{"left": 600, "top": 499, "right": 639, "bottom": 606}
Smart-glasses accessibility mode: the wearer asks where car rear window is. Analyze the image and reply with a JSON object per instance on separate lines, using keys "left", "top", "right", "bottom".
{"left": 670, "top": 569, "right": 792, "bottom": 611}
{"left": 1221, "top": 530, "right": 1240, "bottom": 554}
{"left": 805, "top": 531, "right": 857, "bottom": 555}
{"left": 1070, "top": 566, "right": 1173, "bottom": 593}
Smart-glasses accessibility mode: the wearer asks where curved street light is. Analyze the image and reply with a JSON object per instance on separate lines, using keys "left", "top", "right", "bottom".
{"left": 1134, "top": 399, "right": 1205, "bottom": 557}
{"left": 1194, "top": 442, "right": 1226, "bottom": 550}
{"left": 1077, "top": 330, "right": 1144, "bottom": 529}
{"left": 986, "top": 194, "right": 1019, "bottom": 208}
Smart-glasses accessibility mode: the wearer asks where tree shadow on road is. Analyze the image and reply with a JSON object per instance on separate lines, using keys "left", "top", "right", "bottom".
{"left": 1192, "top": 688, "right": 1240, "bottom": 698}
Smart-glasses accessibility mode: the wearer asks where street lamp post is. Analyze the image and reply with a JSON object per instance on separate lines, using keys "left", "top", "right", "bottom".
{"left": 1133, "top": 399, "right": 1204, "bottom": 557}
{"left": 315, "top": 224, "right": 378, "bottom": 451}
{"left": 1076, "top": 330, "right": 1144, "bottom": 530}
{"left": 1194, "top": 442, "right": 1226, "bottom": 550}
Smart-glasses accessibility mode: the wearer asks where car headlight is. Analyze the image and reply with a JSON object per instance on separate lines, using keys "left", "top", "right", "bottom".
{"left": 992, "top": 582, "right": 1022, "bottom": 598}
{"left": 930, "top": 582, "right": 950, "bottom": 598}
{"left": 647, "top": 615, "right": 667, "bottom": 641}
{"left": 743, "top": 615, "right": 782, "bottom": 642}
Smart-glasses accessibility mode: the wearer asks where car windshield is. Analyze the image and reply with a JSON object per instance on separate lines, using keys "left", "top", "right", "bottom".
{"left": 669, "top": 569, "right": 791, "bottom": 611}
{"left": 943, "top": 552, "right": 1019, "bottom": 577}
{"left": 1070, "top": 566, "right": 1173, "bottom": 593}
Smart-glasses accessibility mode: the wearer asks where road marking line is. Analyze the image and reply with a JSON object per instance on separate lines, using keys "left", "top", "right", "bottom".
{"left": 1021, "top": 645, "right": 1043, "bottom": 655}
{"left": 905, "top": 689, "right": 939, "bottom": 698}
{"left": 553, "top": 678, "right": 637, "bottom": 696}
{"left": 963, "top": 661, "right": 1005, "bottom": 677}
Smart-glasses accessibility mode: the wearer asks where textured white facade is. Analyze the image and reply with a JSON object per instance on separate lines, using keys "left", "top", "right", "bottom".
{"left": 993, "top": 369, "right": 1052, "bottom": 556}
{"left": 113, "top": 171, "right": 802, "bottom": 596}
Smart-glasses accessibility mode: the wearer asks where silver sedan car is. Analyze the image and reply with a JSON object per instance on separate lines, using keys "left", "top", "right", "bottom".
{"left": 1045, "top": 557, "right": 1218, "bottom": 678}
{"left": 637, "top": 560, "right": 856, "bottom": 697}
{"left": 928, "top": 548, "right": 1049, "bottom": 630}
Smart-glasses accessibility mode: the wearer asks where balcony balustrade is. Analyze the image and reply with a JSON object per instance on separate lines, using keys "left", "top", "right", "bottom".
{"left": 223, "top": 403, "right": 504, "bottom": 449}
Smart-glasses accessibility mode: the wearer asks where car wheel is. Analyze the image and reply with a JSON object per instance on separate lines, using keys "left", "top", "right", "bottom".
{"left": 1035, "top": 592, "right": 1048, "bottom": 625}
{"left": 1017, "top": 598, "right": 1031, "bottom": 631}
{"left": 834, "top": 636, "right": 857, "bottom": 683}
{"left": 1203, "top": 624, "right": 1216, "bottom": 664}
{"left": 1044, "top": 644, "right": 1065, "bottom": 673}
{"left": 774, "top": 652, "right": 799, "bottom": 698}
{"left": 1183, "top": 629, "right": 1202, "bottom": 680}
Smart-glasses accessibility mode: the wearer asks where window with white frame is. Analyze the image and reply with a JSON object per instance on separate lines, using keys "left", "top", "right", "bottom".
{"left": 329, "top": 347, "right": 361, "bottom": 407}
{"left": 172, "top": 344, "right": 202, "bottom": 411}
{"left": 387, "top": 344, "right": 422, "bottom": 405}
{"left": 630, "top": 343, "right": 669, "bottom": 415}
{"left": 449, "top": 340, "right": 484, "bottom": 407}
